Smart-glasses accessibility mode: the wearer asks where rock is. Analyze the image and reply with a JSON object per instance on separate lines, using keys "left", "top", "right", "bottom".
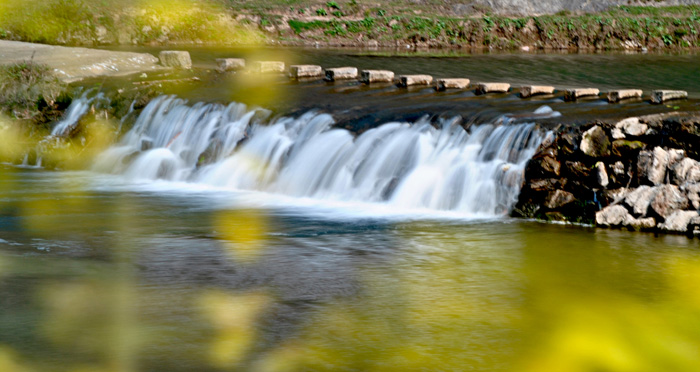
{"left": 595, "top": 162, "right": 609, "bottom": 187}
{"left": 684, "top": 183, "right": 700, "bottom": 209}
{"left": 158, "top": 51, "right": 192, "bottom": 69}
{"left": 611, "top": 161, "right": 625, "bottom": 176}
{"left": 624, "top": 185, "right": 657, "bottom": 216}
{"left": 628, "top": 216, "right": 656, "bottom": 230}
{"left": 565, "top": 161, "right": 590, "bottom": 178}
{"left": 612, "top": 139, "right": 646, "bottom": 157}
{"left": 216, "top": 58, "right": 245, "bottom": 72}
{"left": 580, "top": 125, "right": 611, "bottom": 158}
{"left": 615, "top": 117, "right": 648, "bottom": 136}
{"left": 596, "top": 205, "right": 633, "bottom": 227}
{"left": 325, "top": 67, "right": 358, "bottom": 81}
{"left": 564, "top": 88, "right": 599, "bottom": 101}
{"left": 650, "top": 184, "right": 688, "bottom": 218}
{"left": 529, "top": 178, "right": 564, "bottom": 192}
{"left": 520, "top": 85, "right": 555, "bottom": 98}
{"left": 289, "top": 65, "right": 323, "bottom": 78}
{"left": 252, "top": 61, "right": 285, "bottom": 73}
{"left": 607, "top": 89, "right": 643, "bottom": 103}
{"left": 651, "top": 90, "right": 688, "bottom": 104}
{"left": 668, "top": 149, "right": 686, "bottom": 168}
{"left": 475, "top": 82, "right": 510, "bottom": 94}
{"left": 435, "top": 78, "right": 470, "bottom": 90}
{"left": 637, "top": 148, "right": 668, "bottom": 185}
{"left": 671, "top": 158, "right": 700, "bottom": 184}
{"left": 658, "top": 210, "right": 699, "bottom": 232}
{"left": 360, "top": 69, "right": 394, "bottom": 84}
{"left": 545, "top": 189, "right": 575, "bottom": 209}
{"left": 612, "top": 128, "right": 625, "bottom": 139}
{"left": 602, "top": 187, "right": 628, "bottom": 205}
{"left": 398, "top": 74, "right": 433, "bottom": 87}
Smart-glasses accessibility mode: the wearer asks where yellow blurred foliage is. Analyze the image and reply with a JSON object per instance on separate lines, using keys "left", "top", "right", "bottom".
{"left": 0, "top": 346, "right": 32, "bottom": 372}
{"left": 214, "top": 209, "right": 268, "bottom": 262}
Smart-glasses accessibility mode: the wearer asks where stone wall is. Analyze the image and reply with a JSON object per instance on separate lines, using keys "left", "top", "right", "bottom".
{"left": 513, "top": 112, "right": 700, "bottom": 235}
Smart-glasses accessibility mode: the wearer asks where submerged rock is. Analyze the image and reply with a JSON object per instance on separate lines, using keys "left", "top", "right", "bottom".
{"left": 658, "top": 210, "right": 699, "bottom": 232}
{"left": 650, "top": 184, "right": 688, "bottom": 219}
{"left": 580, "top": 126, "right": 610, "bottom": 158}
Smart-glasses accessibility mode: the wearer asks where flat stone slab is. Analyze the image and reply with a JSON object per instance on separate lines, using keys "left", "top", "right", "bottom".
{"left": 651, "top": 90, "right": 688, "bottom": 104}
{"left": 398, "top": 74, "right": 433, "bottom": 87}
{"left": 565, "top": 88, "right": 600, "bottom": 101}
{"left": 251, "top": 61, "right": 285, "bottom": 73}
{"left": 216, "top": 58, "right": 245, "bottom": 72}
{"left": 159, "top": 51, "right": 192, "bottom": 69}
{"left": 475, "top": 82, "right": 510, "bottom": 94}
{"left": 436, "top": 78, "right": 470, "bottom": 90}
{"left": 360, "top": 69, "right": 394, "bottom": 84}
{"left": 325, "top": 67, "right": 358, "bottom": 81}
{"left": 608, "top": 89, "right": 643, "bottom": 102}
{"left": 289, "top": 64, "right": 323, "bottom": 79}
{"left": 520, "top": 85, "right": 555, "bottom": 98}
{"left": 0, "top": 40, "right": 162, "bottom": 83}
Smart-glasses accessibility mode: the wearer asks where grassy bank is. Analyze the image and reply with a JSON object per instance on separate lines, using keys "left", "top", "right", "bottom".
{"left": 0, "top": 62, "right": 66, "bottom": 121}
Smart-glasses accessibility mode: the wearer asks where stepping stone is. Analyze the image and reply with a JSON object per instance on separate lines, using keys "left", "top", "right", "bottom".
{"left": 216, "top": 58, "right": 245, "bottom": 72}
{"left": 651, "top": 90, "right": 688, "bottom": 104}
{"left": 360, "top": 69, "right": 394, "bottom": 84}
{"left": 289, "top": 65, "right": 323, "bottom": 79}
{"left": 435, "top": 78, "right": 470, "bottom": 90}
{"left": 251, "top": 61, "right": 285, "bottom": 73}
{"left": 398, "top": 74, "right": 433, "bottom": 87}
{"left": 475, "top": 82, "right": 510, "bottom": 95}
{"left": 520, "top": 85, "right": 555, "bottom": 98}
{"left": 608, "top": 89, "right": 643, "bottom": 103}
{"left": 159, "top": 51, "right": 192, "bottom": 69}
{"left": 565, "top": 88, "right": 600, "bottom": 101}
{"left": 325, "top": 67, "right": 358, "bottom": 81}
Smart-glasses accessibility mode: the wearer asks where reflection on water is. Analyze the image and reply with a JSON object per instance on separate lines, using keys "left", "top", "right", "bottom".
{"left": 1, "top": 166, "right": 699, "bottom": 371}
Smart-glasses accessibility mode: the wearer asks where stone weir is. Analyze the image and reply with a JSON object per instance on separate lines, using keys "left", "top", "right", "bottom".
{"left": 513, "top": 111, "right": 700, "bottom": 236}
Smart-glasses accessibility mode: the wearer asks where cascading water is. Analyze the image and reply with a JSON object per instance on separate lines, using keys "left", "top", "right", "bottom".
{"left": 93, "top": 96, "right": 551, "bottom": 216}
{"left": 51, "top": 89, "right": 110, "bottom": 137}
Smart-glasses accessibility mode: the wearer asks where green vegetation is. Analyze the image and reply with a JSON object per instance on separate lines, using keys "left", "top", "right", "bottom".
{"left": 0, "top": 62, "right": 65, "bottom": 119}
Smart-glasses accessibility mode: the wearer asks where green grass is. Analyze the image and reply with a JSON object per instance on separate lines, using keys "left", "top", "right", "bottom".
{"left": 0, "top": 62, "right": 66, "bottom": 119}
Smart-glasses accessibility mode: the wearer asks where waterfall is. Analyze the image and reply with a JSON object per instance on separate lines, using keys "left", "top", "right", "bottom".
{"left": 94, "top": 96, "right": 550, "bottom": 216}
{"left": 51, "top": 89, "right": 110, "bottom": 137}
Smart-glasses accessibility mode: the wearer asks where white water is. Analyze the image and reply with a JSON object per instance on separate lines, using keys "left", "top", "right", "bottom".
{"left": 93, "top": 96, "right": 550, "bottom": 217}
{"left": 51, "top": 90, "right": 109, "bottom": 137}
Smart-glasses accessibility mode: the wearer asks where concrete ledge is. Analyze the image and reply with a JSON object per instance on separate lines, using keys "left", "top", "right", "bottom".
{"left": 251, "top": 61, "right": 285, "bottom": 73}
{"left": 475, "top": 82, "right": 510, "bottom": 95}
{"left": 436, "top": 78, "right": 470, "bottom": 91}
{"left": 520, "top": 85, "right": 555, "bottom": 98}
{"left": 216, "top": 58, "right": 245, "bottom": 72}
{"left": 159, "top": 51, "right": 192, "bottom": 69}
{"left": 325, "top": 67, "right": 358, "bottom": 81}
{"left": 651, "top": 90, "right": 688, "bottom": 104}
{"left": 608, "top": 89, "right": 643, "bottom": 103}
{"left": 289, "top": 65, "right": 323, "bottom": 79}
{"left": 564, "top": 88, "right": 600, "bottom": 101}
{"left": 398, "top": 74, "right": 433, "bottom": 87}
{"left": 360, "top": 69, "right": 394, "bottom": 84}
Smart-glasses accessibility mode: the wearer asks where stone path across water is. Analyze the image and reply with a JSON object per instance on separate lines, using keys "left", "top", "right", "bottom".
{"left": 0, "top": 40, "right": 164, "bottom": 83}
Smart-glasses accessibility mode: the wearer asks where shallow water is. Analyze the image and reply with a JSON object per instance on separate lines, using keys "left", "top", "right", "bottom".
{"left": 3, "top": 49, "right": 700, "bottom": 371}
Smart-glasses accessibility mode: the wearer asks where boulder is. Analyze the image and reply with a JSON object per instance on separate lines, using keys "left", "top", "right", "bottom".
{"left": 595, "top": 162, "right": 609, "bottom": 188}
{"left": 520, "top": 85, "right": 555, "bottom": 98}
{"left": 475, "top": 82, "right": 510, "bottom": 94}
{"left": 158, "top": 51, "right": 192, "bottom": 69}
{"left": 289, "top": 65, "right": 323, "bottom": 78}
{"left": 607, "top": 89, "right": 643, "bottom": 103}
{"left": 651, "top": 90, "right": 688, "bottom": 104}
{"left": 565, "top": 88, "right": 599, "bottom": 101}
{"left": 615, "top": 117, "right": 648, "bottom": 137}
{"left": 545, "top": 189, "right": 575, "bottom": 209}
{"left": 360, "top": 69, "right": 394, "bottom": 84}
{"left": 628, "top": 216, "right": 656, "bottom": 230}
{"left": 671, "top": 158, "right": 700, "bottom": 185}
{"left": 398, "top": 74, "right": 433, "bottom": 87}
{"left": 650, "top": 184, "right": 688, "bottom": 218}
{"left": 637, "top": 148, "right": 668, "bottom": 185}
{"left": 325, "top": 67, "right": 358, "bottom": 81}
{"left": 529, "top": 178, "right": 564, "bottom": 192}
{"left": 658, "top": 210, "right": 699, "bottom": 232}
{"left": 602, "top": 187, "right": 628, "bottom": 205}
{"left": 612, "top": 140, "right": 646, "bottom": 157}
{"left": 580, "top": 125, "right": 611, "bottom": 158}
{"left": 252, "top": 61, "right": 285, "bottom": 73}
{"left": 624, "top": 185, "right": 657, "bottom": 216}
{"left": 612, "top": 128, "right": 626, "bottom": 139}
{"left": 596, "top": 205, "right": 633, "bottom": 227}
{"left": 684, "top": 183, "right": 700, "bottom": 210}
{"left": 436, "top": 78, "right": 470, "bottom": 90}
{"left": 216, "top": 58, "right": 245, "bottom": 72}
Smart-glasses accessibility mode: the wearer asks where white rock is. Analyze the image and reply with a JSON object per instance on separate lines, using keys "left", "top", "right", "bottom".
{"left": 436, "top": 78, "right": 470, "bottom": 90}
{"left": 684, "top": 183, "right": 700, "bottom": 210}
{"left": 615, "top": 117, "right": 647, "bottom": 137}
{"left": 650, "top": 184, "right": 689, "bottom": 219}
{"left": 159, "top": 51, "right": 192, "bottom": 69}
{"left": 476, "top": 82, "right": 510, "bottom": 94}
{"left": 216, "top": 58, "right": 245, "bottom": 72}
{"left": 596, "top": 205, "right": 633, "bottom": 227}
{"left": 612, "top": 128, "right": 626, "bottom": 139}
{"left": 520, "top": 85, "right": 555, "bottom": 98}
{"left": 628, "top": 216, "right": 656, "bottom": 230}
{"left": 638, "top": 148, "right": 669, "bottom": 185}
{"left": 398, "top": 74, "right": 433, "bottom": 87}
{"left": 252, "top": 61, "right": 285, "bottom": 73}
{"left": 289, "top": 64, "right": 323, "bottom": 78}
{"left": 651, "top": 90, "right": 688, "bottom": 104}
{"left": 325, "top": 67, "right": 358, "bottom": 81}
{"left": 565, "top": 88, "right": 599, "bottom": 101}
{"left": 658, "top": 210, "right": 699, "bottom": 232}
{"left": 595, "top": 162, "right": 609, "bottom": 188}
{"left": 360, "top": 69, "right": 394, "bottom": 84}
{"left": 671, "top": 158, "right": 700, "bottom": 185}
{"left": 607, "top": 89, "right": 642, "bottom": 103}
{"left": 624, "top": 185, "right": 657, "bottom": 216}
